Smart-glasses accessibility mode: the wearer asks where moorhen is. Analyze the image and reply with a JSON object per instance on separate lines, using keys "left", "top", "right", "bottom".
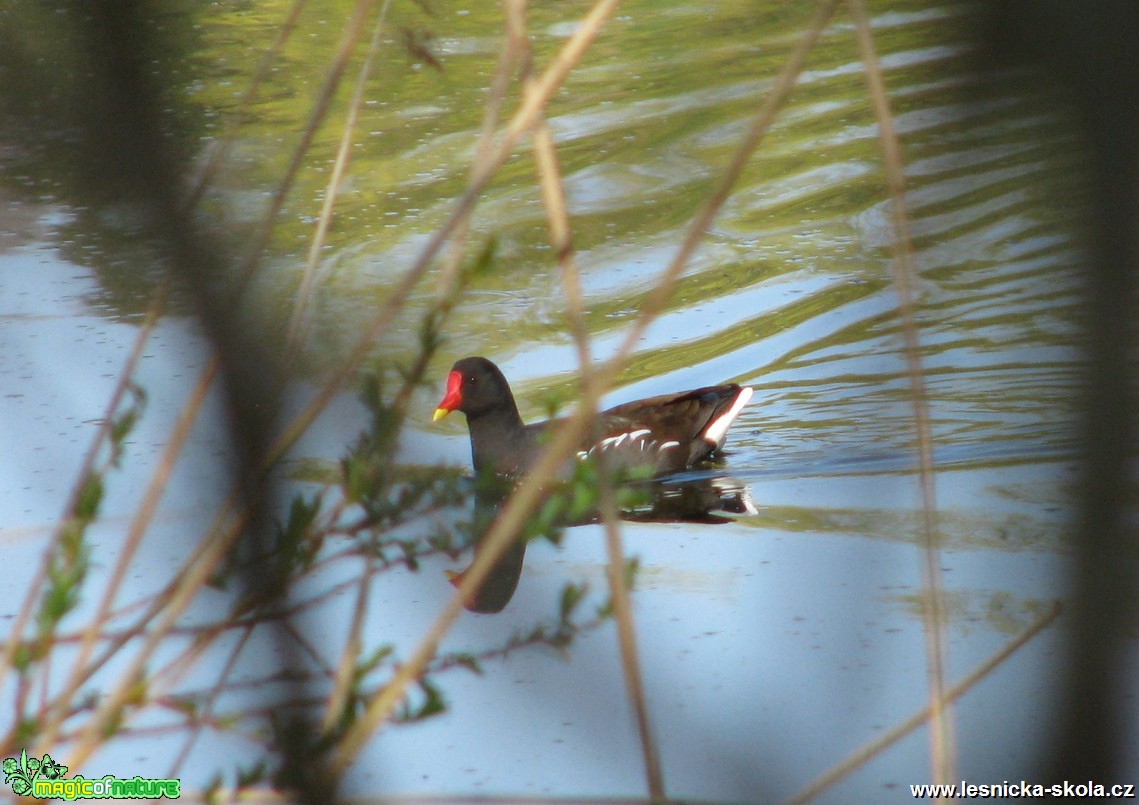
{"left": 433, "top": 356, "right": 753, "bottom": 477}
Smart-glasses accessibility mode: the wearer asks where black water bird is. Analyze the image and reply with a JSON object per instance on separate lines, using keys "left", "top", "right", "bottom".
{"left": 433, "top": 356, "right": 753, "bottom": 477}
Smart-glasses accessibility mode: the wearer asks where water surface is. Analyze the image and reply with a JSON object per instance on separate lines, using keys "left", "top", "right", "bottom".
{"left": 0, "top": 1, "right": 1125, "bottom": 802}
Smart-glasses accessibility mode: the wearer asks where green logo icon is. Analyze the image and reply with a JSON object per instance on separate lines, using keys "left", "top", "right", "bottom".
{"left": 3, "top": 750, "right": 68, "bottom": 796}
{"left": 2, "top": 750, "right": 180, "bottom": 800}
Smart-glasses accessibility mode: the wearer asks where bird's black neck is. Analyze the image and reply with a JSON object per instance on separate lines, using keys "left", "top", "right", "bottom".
{"left": 466, "top": 399, "right": 528, "bottom": 475}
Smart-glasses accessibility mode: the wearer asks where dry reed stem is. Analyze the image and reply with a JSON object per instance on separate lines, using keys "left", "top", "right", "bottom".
{"left": 165, "top": 625, "right": 254, "bottom": 779}
{"left": 609, "top": 0, "right": 837, "bottom": 364}
{"left": 598, "top": 482, "right": 665, "bottom": 802}
{"left": 62, "top": 467, "right": 254, "bottom": 772}
{"left": 786, "top": 601, "right": 1061, "bottom": 804}
{"left": 330, "top": 0, "right": 836, "bottom": 778}
{"left": 32, "top": 330, "right": 219, "bottom": 754}
{"left": 537, "top": 95, "right": 671, "bottom": 805}
{"left": 0, "top": 279, "right": 167, "bottom": 716}
{"left": 270, "top": 0, "right": 624, "bottom": 471}
{"left": 292, "top": 4, "right": 458, "bottom": 722}
{"left": 185, "top": 0, "right": 309, "bottom": 210}
{"left": 431, "top": 0, "right": 520, "bottom": 301}
{"left": 234, "top": 0, "right": 378, "bottom": 293}
{"left": 327, "top": 0, "right": 626, "bottom": 772}
{"left": 321, "top": 0, "right": 520, "bottom": 733}
{"left": 320, "top": 0, "right": 529, "bottom": 732}
{"left": 516, "top": 0, "right": 664, "bottom": 796}
{"left": 16, "top": 0, "right": 316, "bottom": 756}
{"left": 286, "top": 0, "right": 395, "bottom": 351}
{"left": 575, "top": 5, "right": 843, "bottom": 790}
{"left": 531, "top": 1, "right": 842, "bottom": 789}
{"left": 321, "top": 551, "right": 375, "bottom": 734}
{"left": 323, "top": 0, "right": 529, "bottom": 733}
{"left": 319, "top": 470, "right": 378, "bottom": 731}
{"left": 51, "top": 0, "right": 424, "bottom": 757}
{"left": 845, "top": 0, "right": 955, "bottom": 788}
{"left": 46, "top": 1, "right": 377, "bottom": 764}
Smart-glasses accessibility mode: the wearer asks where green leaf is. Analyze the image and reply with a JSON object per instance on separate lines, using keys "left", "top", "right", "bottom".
{"left": 397, "top": 678, "right": 448, "bottom": 722}
{"left": 449, "top": 652, "right": 483, "bottom": 675}
{"left": 277, "top": 492, "right": 323, "bottom": 570}
{"left": 74, "top": 473, "right": 104, "bottom": 521}
{"left": 356, "top": 644, "right": 395, "bottom": 680}
{"left": 413, "top": 678, "right": 446, "bottom": 719}
{"left": 111, "top": 408, "right": 139, "bottom": 446}
{"left": 559, "top": 581, "right": 588, "bottom": 623}
{"left": 624, "top": 555, "right": 641, "bottom": 590}
{"left": 569, "top": 480, "right": 596, "bottom": 520}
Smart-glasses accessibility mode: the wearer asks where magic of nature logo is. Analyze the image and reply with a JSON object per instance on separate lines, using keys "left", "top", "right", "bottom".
{"left": 3, "top": 750, "right": 181, "bottom": 800}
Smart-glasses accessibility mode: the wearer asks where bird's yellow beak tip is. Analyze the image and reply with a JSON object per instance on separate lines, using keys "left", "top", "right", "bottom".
{"left": 432, "top": 407, "right": 450, "bottom": 423}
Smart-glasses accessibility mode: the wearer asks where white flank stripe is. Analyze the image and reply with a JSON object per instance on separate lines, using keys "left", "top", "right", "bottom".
{"left": 596, "top": 428, "right": 653, "bottom": 452}
{"left": 702, "top": 386, "right": 753, "bottom": 447}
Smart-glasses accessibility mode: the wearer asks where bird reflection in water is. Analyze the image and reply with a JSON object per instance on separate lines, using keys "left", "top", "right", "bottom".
{"left": 448, "top": 474, "right": 756, "bottom": 613}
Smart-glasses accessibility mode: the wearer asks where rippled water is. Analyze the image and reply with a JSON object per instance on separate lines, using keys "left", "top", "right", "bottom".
{"left": 2, "top": 1, "right": 1129, "bottom": 802}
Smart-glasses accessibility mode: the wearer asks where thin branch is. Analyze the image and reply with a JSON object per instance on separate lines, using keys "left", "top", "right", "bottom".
{"left": 33, "top": 343, "right": 218, "bottom": 754}
{"left": 787, "top": 602, "right": 1061, "bottom": 804}
{"left": 514, "top": 0, "right": 664, "bottom": 796}
{"left": 846, "top": 0, "right": 954, "bottom": 787}
{"left": 328, "top": 0, "right": 836, "bottom": 776}
{"left": 234, "top": 0, "right": 379, "bottom": 295}
{"left": 286, "top": 0, "right": 395, "bottom": 351}
{"left": 0, "top": 278, "right": 167, "bottom": 708}
{"left": 165, "top": 625, "right": 255, "bottom": 779}
{"left": 184, "top": 0, "right": 310, "bottom": 210}
{"left": 60, "top": 462, "right": 251, "bottom": 772}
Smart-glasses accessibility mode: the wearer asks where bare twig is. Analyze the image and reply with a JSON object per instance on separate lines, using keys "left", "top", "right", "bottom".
{"left": 60, "top": 449, "right": 251, "bottom": 771}
{"left": 165, "top": 625, "right": 255, "bottom": 779}
{"left": 185, "top": 0, "right": 310, "bottom": 210}
{"left": 286, "top": 0, "right": 395, "bottom": 351}
{"left": 33, "top": 345, "right": 219, "bottom": 754}
{"left": 329, "top": 0, "right": 837, "bottom": 776}
{"left": 0, "top": 278, "right": 167, "bottom": 716}
{"left": 787, "top": 602, "right": 1061, "bottom": 804}
{"left": 235, "top": 0, "right": 379, "bottom": 294}
{"left": 845, "top": 0, "right": 955, "bottom": 787}
{"left": 515, "top": 0, "right": 663, "bottom": 795}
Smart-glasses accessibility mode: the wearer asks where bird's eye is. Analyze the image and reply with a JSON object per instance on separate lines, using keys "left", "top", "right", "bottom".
{"left": 467, "top": 375, "right": 477, "bottom": 385}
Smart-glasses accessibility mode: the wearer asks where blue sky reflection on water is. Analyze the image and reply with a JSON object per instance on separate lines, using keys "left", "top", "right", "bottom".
{"left": 1, "top": 0, "right": 1134, "bottom": 800}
